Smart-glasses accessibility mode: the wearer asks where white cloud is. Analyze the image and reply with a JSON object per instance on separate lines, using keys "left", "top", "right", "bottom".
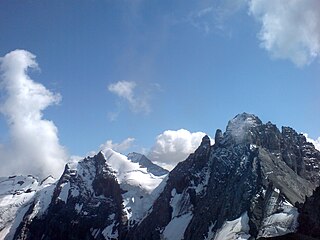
{"left": 0, "top": 49, "right": 67, "bottom": 178}
{"left": 108, "top": 80, "right": 150, "bottom": 114}
{"left": 248, "top": 0, "right": 320, "bottom": 66}
{"left": 304, "top": 133, "right": 320, "bottom": 151}
{"left": 147, "top": 129, "right": 213, "bottom": 170}
{"left": 100, "top": 137, "right": 135, "bottom": 153}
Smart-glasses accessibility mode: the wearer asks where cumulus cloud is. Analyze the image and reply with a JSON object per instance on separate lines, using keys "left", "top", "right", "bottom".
{"left": 100, "top": 137, "right": 135, "bottom": 153}
{"left": 147, "top": 129, "right": 213, "bottom": 170}
{"left": 248, "top": 0, "right": 320, "bottom": 66}
{"left": 108, "top": 80, "right": 150, "bottom": 115}
{"left": 0, "top": 50, "right": 67, "bottom": 178}
{"left": 304, "top": 133, "right": 320, "bottom": 151}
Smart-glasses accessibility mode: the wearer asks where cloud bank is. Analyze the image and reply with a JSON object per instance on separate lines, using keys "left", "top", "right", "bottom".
{"left": 304, "top": 133, "right": 320, "bottom": 151}
{"left": 0, "top": 50, "right": 67, "bottom": 178}
{"left": 147, "top": 129, "right": 212, "bottom": 170}
{"left": 248, "top": 0, "right": 320, "bottom": 66}
{"left": 100, "top": 137, "right": 135, "bottom": 153}
{"left": 108, "top": 80, "right": 150, "bottom": 115}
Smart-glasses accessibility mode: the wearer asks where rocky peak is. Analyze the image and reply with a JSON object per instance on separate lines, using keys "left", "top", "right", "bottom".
{"left": 224, "top": 112, "right": 263, "bottom": 145}
{"left": 214, "top": 129, "right": 223, "bottom": 146}
{"left": 200, "top": 135, "right": 211, "bottom": 148}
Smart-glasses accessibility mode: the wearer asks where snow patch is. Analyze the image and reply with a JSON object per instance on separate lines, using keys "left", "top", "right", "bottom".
{"left": 58, "top": 182, "right": 70, "bottom": 203}
{"left": 214, "top": 212, "right": 250, "bottom": 240}
{"left": 258, "top": 200, "right": 298, "bottom": 238}
{"left": 75, "top": 203, "right": 83, "bottom": 214}
{"left": 0, "top": 176, "right": 40, "bottom": 240}
{"left": 162, "top": 212, "right": 193, "bottom": 240}
{"left": 102, "top": 222, "right": 118, "bottom": 240}
{"left": 170, "top": 188, "right": 192, "bottom": 218}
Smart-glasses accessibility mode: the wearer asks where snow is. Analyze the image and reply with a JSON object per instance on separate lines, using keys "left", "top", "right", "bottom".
{"left": 214, "top": 212, "right": 250, "bottom": 240}
{"left": 102, "top": 214, "right": 118, "bottom": 240}
{"left": 204, "top": 221, "right": 216, "bottom": 240}
{"left": 258, "top": 200, "right": 298, "bottom": 238}
{"left": 170, "top": 188, "right": 193, "bottom": 218}
{"left": 102, "top": 149, "right": 165, "bottom": 193}
{"left": 102, "top": 149, "right": 167, "bottom": 223}
{"left": 0, "top": 175, "right": 55, "bottom": 240}
{"left": 162, "top": 212, "right": 193, "bottom": 240}
{"left": 29, "top": 181, "right": 56, "bottom": 218}
{"left": 160, "top": 188, "right": 194, "bottom": 240}
{"left": 58, "top": 182, "right": 70, "bottom": 203}
{"left": 75, "top": 203, "right": 83, "bottom": 214}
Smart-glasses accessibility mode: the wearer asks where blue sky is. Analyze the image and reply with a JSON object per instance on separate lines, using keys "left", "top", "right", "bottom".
{"left": 0, "top": 0, "right": 319, "bottom": 176}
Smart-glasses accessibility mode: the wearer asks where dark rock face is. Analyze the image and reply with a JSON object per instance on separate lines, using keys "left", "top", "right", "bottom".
{"left": 127, "top": 152, "right": 169, "bottom": 176}
{"left": 298, "top": 186, "right": 320, "bottom": 238}
{"left": 129, "top": 113, "right": 320, "bottom": 240}
{"left": 15, "top": 152, "right": 126, "bottom": 240}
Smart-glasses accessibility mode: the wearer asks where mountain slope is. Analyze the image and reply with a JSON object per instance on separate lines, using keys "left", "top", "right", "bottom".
{"left": 129, "top": 113, "right": 320, "bottom": 240}
{"left": 0, "top": 175, "right": 56, "bottom": 240}
{"left": 1, "top": 113, "right": 320, "bottom": 240}
{"left": 1, "top": 150, "right": 168, "bottom": 240}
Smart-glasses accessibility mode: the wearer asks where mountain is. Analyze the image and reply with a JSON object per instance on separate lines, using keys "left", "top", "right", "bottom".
{"left": 129, "top": 113, "right": 320, "bottom": 240}
{"left": 1, "top": 113, "right": 320, "bottom": 240}
{"left": 0, "top": 150, "right": 168, "bottom": 240}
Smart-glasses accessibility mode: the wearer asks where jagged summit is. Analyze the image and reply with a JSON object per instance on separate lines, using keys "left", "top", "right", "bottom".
{"left": 224, "top": 112, "right": 263, "bottom": 145}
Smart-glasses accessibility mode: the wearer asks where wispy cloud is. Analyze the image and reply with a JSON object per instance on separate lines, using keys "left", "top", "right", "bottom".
{"left": 0, "top": 49, "right": 67, "bottom": 178}
{"left": 248, "top": 0, "right": 320, "bottom": 67}
{"left": 108, "top": 80, "right": 151, "bottom": 119}
{"left": 147, "top": 129, "right": 213, "bottom": 170}
{"left": 186, "top": 0, "right": 247, "bottom": 35}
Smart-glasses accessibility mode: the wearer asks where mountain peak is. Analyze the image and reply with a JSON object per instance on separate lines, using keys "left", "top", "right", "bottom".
{"left": 224, "top": 112, "right": 262, "bottom": 144}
